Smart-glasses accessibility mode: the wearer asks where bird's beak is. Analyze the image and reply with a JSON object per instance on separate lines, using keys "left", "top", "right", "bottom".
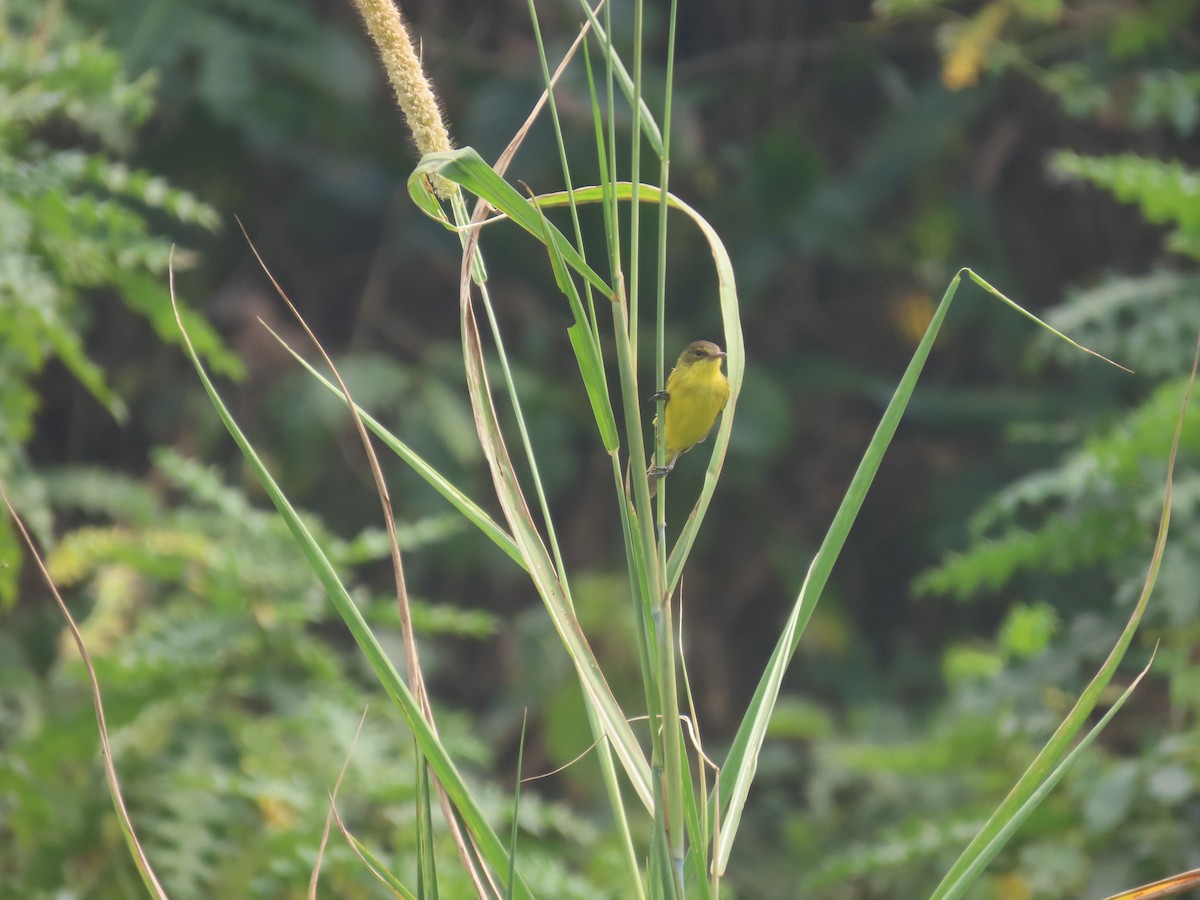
{"left": 715, "top": 350, "right": 727, "bottom": 359}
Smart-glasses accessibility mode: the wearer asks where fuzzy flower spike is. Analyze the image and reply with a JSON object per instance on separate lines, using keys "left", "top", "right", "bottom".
{"left": 352, "top": 0, "right": 456, "bottom": 199}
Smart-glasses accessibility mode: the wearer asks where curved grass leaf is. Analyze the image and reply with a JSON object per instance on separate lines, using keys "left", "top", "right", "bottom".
{"left": 410, "top": 148, "right": 611, "bottom": 298}
{"left": 334, "top": 812, "right": 419, "bottom": 899}
{"left": 434, "top": 177, "right": 657, "bottom": 812}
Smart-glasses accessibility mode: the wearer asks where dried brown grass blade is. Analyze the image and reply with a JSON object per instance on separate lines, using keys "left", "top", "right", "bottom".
{"left": 309, "top": 707, "right": 370, "bottom": 899}
{"left": 1, "top": 489, "right": 169, "bottom": 899}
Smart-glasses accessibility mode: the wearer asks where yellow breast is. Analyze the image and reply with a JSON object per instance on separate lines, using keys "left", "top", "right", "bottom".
{"left": 662, "top": 359, "right": 730, "bottom": 456}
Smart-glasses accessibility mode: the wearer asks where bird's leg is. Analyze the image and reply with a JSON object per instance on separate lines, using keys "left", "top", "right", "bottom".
{"left": 647, "top": 454, "right": 678, "bottom": 480}
{"left": 648, "top": 390, "right": 669, "bottom": 403}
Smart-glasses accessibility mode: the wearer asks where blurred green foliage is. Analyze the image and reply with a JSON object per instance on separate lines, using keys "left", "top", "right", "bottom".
{"left": 0, "top": 448, "right": 621, "bottom": 897}
{"left": 1053, "top": 152, "right": 1200, "bottom": 259}
{"left": 0, "top": 1, "right": 238, "bottom": 603}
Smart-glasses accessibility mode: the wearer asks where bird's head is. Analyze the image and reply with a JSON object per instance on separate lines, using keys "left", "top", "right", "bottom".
{"left": 676, "top": 340, "right": 727, "bottom": 368}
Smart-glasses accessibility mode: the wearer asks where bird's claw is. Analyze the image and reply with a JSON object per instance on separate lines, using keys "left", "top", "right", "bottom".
{"left": 648, "top": 390, "right": 669, "bottom": 403}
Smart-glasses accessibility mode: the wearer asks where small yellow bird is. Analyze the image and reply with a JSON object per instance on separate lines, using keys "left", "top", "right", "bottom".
{"left": 648, "top": 340, "right": 730, "bottom": 484}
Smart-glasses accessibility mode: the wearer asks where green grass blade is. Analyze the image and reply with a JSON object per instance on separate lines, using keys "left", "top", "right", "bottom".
{"left": 654, "top": 601, "right": 687, "bottom": 887}
{"left": 652, "top": 0, "right": 679, "bottom": 479}
{"left": 585, "top": 700, "right": 648, "bottom": 899}
{"left": 937, "top": 657, "right": 1154, "bottom": 900}
{"left": 710, "top": 268, "right": 1126, "bottom": 876}
{"left": 649, "top": 765, "right": 681, "bottom": 900}
{"left": 446, "top": 186, "right": 576, "bottom": 604}
{"left": 568, "top": 321, "right": 620, "bottom": 451}
{"left": 583, "top": 13, "right": 623, "bottom": 293}
{"left": 709, "top": 557, "right": 818, "bottom": 876}
{"left": 583, "top": 53, "right": 662, "bottom": 782}
{"left": 607, "top": 293, "right": 668, "bottom": 710}
{"left": 627, "top": 0, "right": 645, "bottom": 353}
{"left": 529, "top": 194, "right": 619, "bottom": 451}
{"left": 711, "top": 272, "right": 963, "bottom": 874}
{"left": 526, "top": 0, "right": 601, "bottom": 338}
{"left": 677, "top": 601, "right": 716, "bottom": 896}
{"left": 266, "top": 326, "right": 526, "bottom": 570}
{"left": 416, "top": 759, "right": 438, "bottom": 900}
{"left": 677, "top": 728, "right": 711, "bottom": 897}
{"left": 929, "top": 333, "right": 1195, "bottom": 899}
{"left": 964, "top": 270, "right": 1131, "bottom": 373}
{"left": 426, "top": 160, "right": 653, "bottom": 812}
{"left": 170, "top": 283, "right": 535, "bottom": 900}
{"left": 575, "top": 0, "right": 664, "bottom": 155}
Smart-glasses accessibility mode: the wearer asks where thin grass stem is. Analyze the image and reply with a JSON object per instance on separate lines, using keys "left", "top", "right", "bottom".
{"left": 527, "top": 0, "right": 601, "bottom": 342}
{"left": 628, "top": 0, "right": 644, "bottom": 359}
